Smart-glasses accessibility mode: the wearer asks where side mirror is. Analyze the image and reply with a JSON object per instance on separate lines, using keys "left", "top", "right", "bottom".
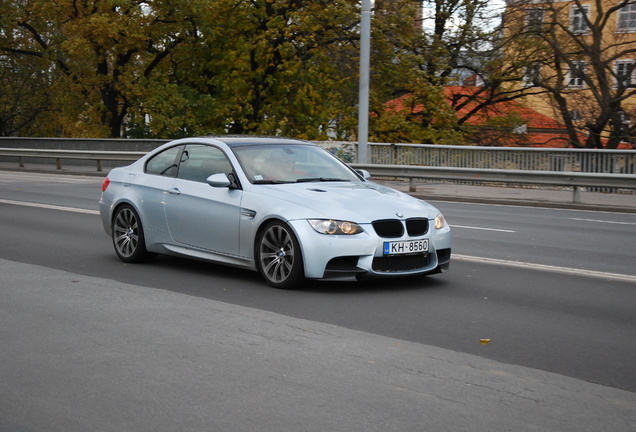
{"left": 206, "top": 173, "right": 231, "bottom": 188}
{"left": 356, "top": 169, "right": 371, "bottom": 180}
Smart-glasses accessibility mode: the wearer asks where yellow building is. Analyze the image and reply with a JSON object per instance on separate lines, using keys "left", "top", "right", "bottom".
{"left": 502, "top": 0, "right": 636, "bottom": 148}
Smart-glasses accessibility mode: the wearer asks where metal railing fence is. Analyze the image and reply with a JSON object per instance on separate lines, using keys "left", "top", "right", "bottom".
{"left": 0, "top": 138, "right": 635, "bottom": 203}
{"left": 367, "top": 143, "right": 636, "bottom": 174}
{"left": 1, "top": 137, "right": 634, "bottom": 174}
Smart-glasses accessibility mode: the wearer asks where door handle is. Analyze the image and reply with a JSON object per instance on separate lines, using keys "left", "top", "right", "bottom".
{"left": 167, "top": 187, "right": 181, "bottom": 195}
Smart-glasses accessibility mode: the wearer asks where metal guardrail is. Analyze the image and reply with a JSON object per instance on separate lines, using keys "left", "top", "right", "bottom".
{"left": 1, "top": 147, "right": 635, "bottom": 203}
{"left": 351, "top": 163, "right": 636, "bottom": 203}
{"left": 0, "top": 148, "right": 145, "bottom": 172}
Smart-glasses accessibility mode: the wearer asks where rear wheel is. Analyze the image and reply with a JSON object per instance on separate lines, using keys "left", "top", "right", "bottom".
{"left": 256, "top": 221, "right": 305, "bottom": 289}
{"left": 112, "top": 205, "right": 154, "bottom": 263}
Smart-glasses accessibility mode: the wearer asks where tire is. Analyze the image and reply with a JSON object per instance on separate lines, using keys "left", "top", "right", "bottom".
{"left": 256, "top": 221, "right": 305, "bottom": 289}
{"left": 112, "top": 205, "right": 154, "bottom": 263}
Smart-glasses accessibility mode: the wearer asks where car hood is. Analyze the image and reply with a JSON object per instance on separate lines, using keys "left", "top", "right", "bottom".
{"left": 252, "top": 181, "right": 440, "bottom": 222}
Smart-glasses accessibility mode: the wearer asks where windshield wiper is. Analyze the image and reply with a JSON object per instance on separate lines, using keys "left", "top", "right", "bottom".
{"left": 296, "top": 177, "right": 351, "bottom": 183}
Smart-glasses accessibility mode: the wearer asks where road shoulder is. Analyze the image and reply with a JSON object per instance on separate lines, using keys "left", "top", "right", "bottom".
{"left": 1, "top": 258, "right": 634, "bottom": 432}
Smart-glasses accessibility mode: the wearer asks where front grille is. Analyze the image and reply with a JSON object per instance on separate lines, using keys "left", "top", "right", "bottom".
{"left": 372, "top": 254, "right": 430, "bottom": 272}
{"left": 406, "top": 218, "right": 428, "bottom": 236}
{"left": 372, "top": 218, "right": 429, "bottom": 238}
{"left": 371, "top": 219, "right": 403, "bottom": 238}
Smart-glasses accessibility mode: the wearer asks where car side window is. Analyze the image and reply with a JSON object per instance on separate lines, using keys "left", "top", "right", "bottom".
{"left": 146, "top": 145, "right": 182, "bottom": 177}
{"left": 177, "top": 144, "right": 233, "bottom": 183}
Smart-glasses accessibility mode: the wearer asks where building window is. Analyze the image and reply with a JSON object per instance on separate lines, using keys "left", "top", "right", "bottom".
{"left": 617, "top": 2, "right": 636, "bottom": 32}
{"left": 567, "top": 61, "right": 587, "bottom": 87}
{"left": 615, "top": 60, "right": 636, "bottom": 88}
{"left": 513, "top": 124, "right": 528, "bottom": 134}
{"left": 523, "top": 63, "right": 542, "bottom": 87}
{"left": 526, "top": 9, "right": 544, "bottom": 32}
{"left": 570, "top": 5, "right": 589, "bottom": 34}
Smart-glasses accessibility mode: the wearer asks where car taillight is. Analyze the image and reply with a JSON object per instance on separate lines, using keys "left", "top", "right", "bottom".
{"left": 101, "top": 177, "right": 110, "bottom": 192}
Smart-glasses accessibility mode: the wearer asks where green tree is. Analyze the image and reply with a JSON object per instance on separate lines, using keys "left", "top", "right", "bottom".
{"left": 0, "top": 53, "right": 54, "bottom": 136}
{"left": 1, "top": 0, "right": 509, "bottom": 142}
{"left": 0, "top": 0, "right": 371, "bottom": 139}
{"left": 0, "top": 0, "right": 200, "bottom": 137}
{"left": 185, "top": 0, "right": 362, "bottom": 140}
{"left": 371, "top": 81, "right": 464, "bottom": 144}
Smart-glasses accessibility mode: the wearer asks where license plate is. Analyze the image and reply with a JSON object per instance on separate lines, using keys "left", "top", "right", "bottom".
{"left": 383, "top": 239, "right": 429, "bottom": 256}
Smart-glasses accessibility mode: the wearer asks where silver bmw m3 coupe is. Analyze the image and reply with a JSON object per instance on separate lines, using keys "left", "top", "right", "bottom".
{"left": 99, "top": 136, "right": 451, "bottom": 288}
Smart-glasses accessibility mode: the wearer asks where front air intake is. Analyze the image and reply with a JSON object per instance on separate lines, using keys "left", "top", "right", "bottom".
{"left": 372, "top": 254, "right": 430, "bottom": 272}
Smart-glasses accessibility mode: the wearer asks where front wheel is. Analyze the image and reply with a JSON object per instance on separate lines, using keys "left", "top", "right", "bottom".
{"left": 256, "top": 221, "right": 305, "bottom": 289}
{"left": 112, "top": 205, "right": 154, "bottom": 263}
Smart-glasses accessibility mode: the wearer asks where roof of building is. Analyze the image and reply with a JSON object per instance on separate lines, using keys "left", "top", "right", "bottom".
{"left": 386, "top": 87, "right": 634, "bottom": 149}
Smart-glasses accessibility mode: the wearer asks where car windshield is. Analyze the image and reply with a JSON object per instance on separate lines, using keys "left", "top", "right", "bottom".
{"left": 232, "top": 144, "right": 361, "bottom": 184}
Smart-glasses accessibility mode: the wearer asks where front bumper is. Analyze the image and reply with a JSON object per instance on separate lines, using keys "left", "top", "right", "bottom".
{"left": 289, "top": 219, "right": 451, "bottom": 280}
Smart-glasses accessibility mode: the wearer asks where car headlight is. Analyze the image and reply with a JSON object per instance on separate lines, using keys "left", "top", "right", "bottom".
{"left": 308, "top": 219, "right": 363, "bottom": 235}
{"left": 434, "top": 213, "right": 446, "bottom": 230}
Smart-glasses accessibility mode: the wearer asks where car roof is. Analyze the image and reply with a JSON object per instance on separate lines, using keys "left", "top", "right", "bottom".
{"left": 203, "top": 136, "right": 315, "bottom": 148}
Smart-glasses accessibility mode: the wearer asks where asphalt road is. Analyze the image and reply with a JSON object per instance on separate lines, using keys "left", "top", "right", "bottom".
{"left": 1, "top": 171, "right": 635, "bottom": 431}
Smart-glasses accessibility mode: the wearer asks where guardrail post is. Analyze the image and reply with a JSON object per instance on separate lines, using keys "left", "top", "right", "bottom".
{"left": 18, "top": 156, "right": 24, "bottom": 168}
{"left": 573, "top": 186, "right": 581, "bottom": 203}
{"left": 56, "top": 158, "right": 62, "bottom": 170}
{"left": 96, "top": 160, "right": 102, "bottom": 172}
{"left": 409, "top": 178, "right": 417, "bottom": 192}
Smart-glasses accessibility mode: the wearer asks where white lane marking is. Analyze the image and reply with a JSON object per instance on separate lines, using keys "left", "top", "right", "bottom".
{"left": 2, "top": 199, "right": 516, "bottom": 232}
{"left": 454, "top": 254, "right": 636, "bottom": 283}
{"left": 570, "top": 217, "right": 636, "bottom": 226}
{"left": 3, "top": 198, "right": 634, "bottom": 283}
{"left": 0, "top": 198, "right": 99, "bottom": 215}
{"left": 434, "top": 199, "right": 634, "bottom": 215}
{"left": 451, "top": 225, "right": 516, "bottom": 233}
